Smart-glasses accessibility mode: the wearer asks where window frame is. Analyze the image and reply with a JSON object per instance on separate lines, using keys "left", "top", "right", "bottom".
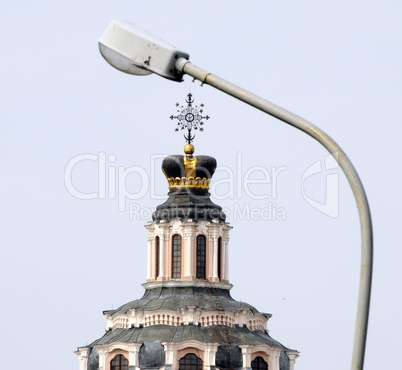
{"left": 179, "top": 353, "right": 203, "bottom": 370}
{"left": 110, "top": 354, "right": 129, "bottom": 370}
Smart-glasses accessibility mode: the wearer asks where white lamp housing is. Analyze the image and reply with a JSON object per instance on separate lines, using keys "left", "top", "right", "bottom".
{"left": 99, "top": 20, "right": 189, "bottom": 81}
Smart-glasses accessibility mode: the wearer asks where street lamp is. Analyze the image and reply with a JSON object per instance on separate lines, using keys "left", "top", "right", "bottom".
{"left": 99, "top": 20, "right": 373, "bottom": 370}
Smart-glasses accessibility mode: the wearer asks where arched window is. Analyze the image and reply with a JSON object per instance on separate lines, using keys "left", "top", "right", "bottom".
{"left": 172, "top": 234, "right": 182, "bottom": 278}
{"left": 196, "top": 235, "right": 206, "bottom": 279}
{"left": 155, "top": 236, "right": 160, "bottom": 277}
{"left": 251, "top": 356, "right": 268, "bottom": 370}
{"left": 110, "top": 354, "right": 129, "bottom": 370}
{"left": 179, "top": 353, "right": 203, "bottom": 370}
{"left": 217, "top": 237, "right": 222, "bottom": 280}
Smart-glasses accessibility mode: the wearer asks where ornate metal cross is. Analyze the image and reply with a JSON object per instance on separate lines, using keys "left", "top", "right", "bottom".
{"left": 170, "top": 93, "right": 210, "bottom": 144}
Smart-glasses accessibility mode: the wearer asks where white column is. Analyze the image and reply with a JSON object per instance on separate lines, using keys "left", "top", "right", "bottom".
{"left": 147, "top": 236, "right": 153, "bottom": 281}
{"left": 239, "top": 345, "right": 252, "bottom": 369}
{"left": 184, "top": 232, "right": 195, "bottom": 279}
{"left": 204, "top": 343, "right": 219, "bottom": 368}
{"left": 159, "top": 232, "right": 169, "bottom": 280}
{"left": 76, "top": 347, "right": 90, "bottom": 370}
{"left": 287, "top": 351, "right": 299, "bottom": 370}
{"left": 98, "top": 349, "right": 108, "bottom": 370}
{"left": 210, "top": 236, "right": 218, "bottom": 280}
{"left": 223, "top": 237, "right": 229, "bottom": 281}
{"left": 162, "top": 342, "right": 178, "bottom": 370}
{"left": 129, "top": 343, "right": 142, "bottom": 369}
{"left": 267, "top": 350, "right": 281, "bottom": 370}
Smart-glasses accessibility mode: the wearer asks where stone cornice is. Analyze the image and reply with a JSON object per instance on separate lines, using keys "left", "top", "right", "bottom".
{"left": 142, "top": 280, "right": 233, "bottom": 290}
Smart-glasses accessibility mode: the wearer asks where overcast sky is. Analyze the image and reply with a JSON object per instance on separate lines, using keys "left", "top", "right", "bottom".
{"left": 1, "top": 1, "right": 401, "bottom": 369}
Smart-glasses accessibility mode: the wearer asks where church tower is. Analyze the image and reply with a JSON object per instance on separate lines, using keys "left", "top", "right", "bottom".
{"left": 75, "top": 94, "right": 299, "bottom": 370}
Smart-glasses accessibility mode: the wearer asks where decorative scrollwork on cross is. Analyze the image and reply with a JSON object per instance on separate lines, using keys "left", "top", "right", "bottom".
{"left": 170, "top": 93, "right": 210, "bottom": 144}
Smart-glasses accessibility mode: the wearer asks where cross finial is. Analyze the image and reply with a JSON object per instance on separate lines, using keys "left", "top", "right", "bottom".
{"left": 170, "top": 93, "right": 210, "bottom": 144}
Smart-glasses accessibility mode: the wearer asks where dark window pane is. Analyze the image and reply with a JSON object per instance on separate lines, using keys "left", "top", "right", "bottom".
{"left": 251, "top": 356, "right": 268, "bottom": 370}
{"left": 197, "top": 235, "right": 206, "bottom": 279}
{"left": 172, "top": 234, "right": 181, "bottom": 278}
{"left": 155, "top": 236, "right": 160, "bottom": 277}
{"left": 217, "top": 237, "right": 222, "bottom": 280}
{"left": 179, "top": 353, "right": 203, "bottom": 370}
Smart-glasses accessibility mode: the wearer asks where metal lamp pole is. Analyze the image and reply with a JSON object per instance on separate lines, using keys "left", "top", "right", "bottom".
{"left": 99, "top": 21, "right": 373, "bottom": 369}
{"left": 174, "top": 58, "right": 373, "bottom": 370}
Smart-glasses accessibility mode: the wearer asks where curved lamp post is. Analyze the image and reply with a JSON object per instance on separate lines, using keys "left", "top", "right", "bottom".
{"left": 99, "top": 20, "right": 373, "bottom": 370}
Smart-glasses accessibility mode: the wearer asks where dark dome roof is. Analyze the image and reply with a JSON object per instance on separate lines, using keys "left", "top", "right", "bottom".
{"left": 104, "top": 287, "right": 264, "bottom": 316}
{"left": 89, "top": 324, "right": 289, "bottom": 349}
{"left": 153, "top": 148, "right": 225, "bottom": 222}
{"left": 152, "top": 188, "right": 226, "bottom": 222}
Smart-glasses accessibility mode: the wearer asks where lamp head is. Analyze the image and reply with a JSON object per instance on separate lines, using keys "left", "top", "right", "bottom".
{"left": 98, "top": 20, "right": 189, "bottom": 81}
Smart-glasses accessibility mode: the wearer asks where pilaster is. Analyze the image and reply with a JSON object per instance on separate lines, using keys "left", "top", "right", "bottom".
{"left": 163, "top": 342, "right": 178, "bottom": 370}
{"left": 239, "top": 345, "right": 253, "bottom": 368}
{"left": 287, "top": 351, "right": 300, "bottom": 370}
{"left": 98, "top": 349, "right": 108, "bottom": 370}
{"left": 204, "top": 343, "right": 219, "bottom": 367}
{"left": 222, "top": 237, "right": 229, "bottom": 282}
{"left": 128, "top": 343, "right": 142, "bottom": 369}
{"left": 158, "top": 228, "right": 169, "bottom": 280}
{"left": 76, "top": 347, "right": 90, "bottom": 370}
{"left": 147, "top": 236, "right": 153, "bottom": 281}
{"left": 183, "top": 225, "right": 195, "bottom": 280}
{"left": 209, "top": 235, "right": 219, "bottom": 281}
{"left": 267, "top": 349, "right": 282, "bottom": 370}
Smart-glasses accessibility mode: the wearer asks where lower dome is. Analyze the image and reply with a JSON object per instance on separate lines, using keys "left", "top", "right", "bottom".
{"left": 81, "top": 286, "right": 297, "bottom": 370}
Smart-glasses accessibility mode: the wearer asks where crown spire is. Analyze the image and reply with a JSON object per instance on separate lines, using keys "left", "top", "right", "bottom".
{"left": 170, "top": 93, "right": 210, "bottom": 144}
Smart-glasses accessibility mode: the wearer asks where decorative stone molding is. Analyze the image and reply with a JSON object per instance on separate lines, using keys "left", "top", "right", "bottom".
{"left": 160, "top": 233, "right": 170, "bottom": 241}
{"left": 200, "top": 313, "right": 235, "bottom": 327}
{"left": 142, "top": 280, "right": 233, "bottom": 290}
{"left": 105, "top": 305, "right": 267, "bottom": 332}
{"left": 183, "top": 233, "right": 195, "bottom": 240}
{"left": 248, "top": 318, "right": 266, "bottom": 331}
{"left": 127, "top": 309, "right": 144, "bottom": 328}
{"left": 196, "top": 221, "right": 208, "bottom": 233}
{"left": 172, "top": 220, "right": 181, "bottom": 231}
{"left": 180, "top": 306, "right": 203, "bottom": 325}
{"left": 144, "top": 313, "right": 181, "bottom": 327}
{"left": 112, "top": 316, "right": 129, "bottom": 329}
